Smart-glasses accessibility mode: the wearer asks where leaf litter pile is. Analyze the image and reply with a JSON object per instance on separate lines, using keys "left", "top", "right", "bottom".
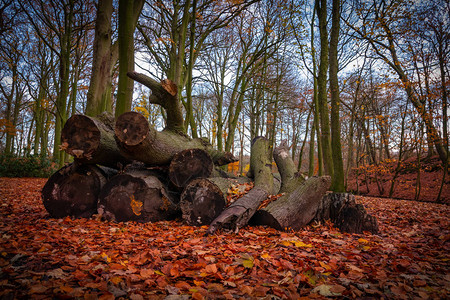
{"left": 0, "top": 178, "right": 448, "bottom": 299}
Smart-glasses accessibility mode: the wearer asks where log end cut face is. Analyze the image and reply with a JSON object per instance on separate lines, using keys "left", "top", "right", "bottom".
{"left": 61, "top": 115, "right": 100, "bottom": 160}
{"left": 41, "top": 164, "right": 102, "bottom": 218}
{"left": 169, "top": 149, "right": 213, "bottom": 188}
{"left": 115, "top": 111, "right": 149, "bottom": 146}
{"left": 98, "top": 174, "right": 177, "bottom": 223}
{"left": 180, "top": 178, "right": 226, "bottom": 226}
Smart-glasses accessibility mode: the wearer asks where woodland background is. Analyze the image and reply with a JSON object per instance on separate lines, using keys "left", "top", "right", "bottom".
{"left": 0, "top": 0, "right": 448, "bottom": 201}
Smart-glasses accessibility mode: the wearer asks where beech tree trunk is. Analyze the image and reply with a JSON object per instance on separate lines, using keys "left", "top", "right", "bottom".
{"left": 115, "top": 111, "right": 236, "bottom": 166}
{"left": 42, "top": 163, "right": 116, "bottom": 218}
{"left": 207, "top": 137, "right": 273, "bottom": 234}
{"left": 98, "top": 170, "right": 179, "bottom": 222}
{"left": 60, "top": 112, "right": 130, "bottom": 168}
{"left": 251, "top": 176, "right": 331, "bottom": 231}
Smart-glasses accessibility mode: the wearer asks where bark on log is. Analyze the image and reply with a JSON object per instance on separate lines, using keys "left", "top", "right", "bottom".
{"left": 273, "top": 140, "right": 305, "bottom": 194}
{"left": 114, "top": 111, "right": 236, "bottom": 166}
{"left": 169, "top": 148, "right": 213, "bottom": 188}
{"left": 314, "top": 193, "right": 379, "bottom": 234}
{"left": 42, "top": 163, "right": 116, "bottom": 218}
{"left": 251, "top": 176, "right": 331, "bottom": 231}
{"left": 207, "top": 137, "right": 273, "bottom": 234}
{"left": 98, "top": 170, "right": 179, "bottom": 222}
{"left": 60, "top": 113, "right": 130, "bottom": 168}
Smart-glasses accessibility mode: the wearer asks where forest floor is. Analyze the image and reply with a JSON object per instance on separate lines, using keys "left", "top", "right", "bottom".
{"left": 0, "top": 177, "right": 448, "bottom": 299}
{"left": 346, "top": 155, "right": 449, "bottom": 203}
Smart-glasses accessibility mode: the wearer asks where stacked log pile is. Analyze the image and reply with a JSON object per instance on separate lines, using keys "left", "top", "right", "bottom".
{"left": 42, "top": 72, "right": 379, "bottom": 235}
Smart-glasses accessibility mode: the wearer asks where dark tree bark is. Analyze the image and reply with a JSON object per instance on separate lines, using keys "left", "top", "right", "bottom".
{"left": 42, "top": 163, "right": 116, "bottom": 218}
{"left": 207, "top": 137, "right": 273, "bottom": 234}
{"left": 98, "top": 170, "right": 179, "bottom": 222}
{"left": 314, "top": 193, "right": 379, "bottom": 234}
{"left": 60, "top": 112, "right": 130, "bottom": 168}
{"left": 115, "top": 111, "right": 236, "bottom": 166}
{"left": 251, "top": 176, "right": 331, "bottom": 231}
{"left": 169, "top": 148, "right": 213, "bottom": 188}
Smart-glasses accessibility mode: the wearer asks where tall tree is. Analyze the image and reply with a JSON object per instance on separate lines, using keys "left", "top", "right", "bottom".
{"left": 85, "top": 0, "right": 113, "bottom": 116}
{"left": 115, "top": 0, "right": 144, "bottom": 118}
{"left": 316, "top": 0, "right": 333, "bottom": 176}
{"left": 329, "top": 0, "right": 344, "bottom": 191}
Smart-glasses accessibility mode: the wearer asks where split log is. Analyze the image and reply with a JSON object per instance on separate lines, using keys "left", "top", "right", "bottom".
{"left": 314, "top": 193, "right": 379, "bottom": 234}
{"left": 251, "top": 176, "right": 331, "bottom": 231}
{"left": 60, "top": 112, "right": 130, "bottom": 168}
{"left": 42, "top": 163, "right": 116, "bottom": 218}
{"left": 97, "top": 170, "right": 179, "bottom": 222}
{"left": 114, "top": 111, "right": 236, "bottom": 166}
{"left": 169, "top": 148, "right": 213, "bottom": 188}
{"left": 207, "top": 137, "right": 273, "bottom": 234}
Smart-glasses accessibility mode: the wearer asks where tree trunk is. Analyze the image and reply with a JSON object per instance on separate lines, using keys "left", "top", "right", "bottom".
{"left": 207, "top": 137, "right": 273, "bottom": 234}
{"left": 41, "top": 163, "right": 116, "bottom": 218}
{"left": 114, "top": 111, "right": 236, "bottom": 166}
{"left": 60, "top": 112, "right": 130, "bottom": 168}
{"left": 169, "top": 148, "right": 213, "bottom": 188}
{"left": 314, "top": 193, "right": 379, "bottom": 234}
{"left": 316, "top": 0, "right": 333, "bottom": 177}
{"left": 98, "top": 170, "right": 179, "bottom": 223}
{"left": 85, "top": 0, "right": 113, "bottom": 117}
{"left": 329, "top": 0, "right": 345, "bottom": 192}
{"left": 115, "top": 0, "right": 137, "bottom": 117}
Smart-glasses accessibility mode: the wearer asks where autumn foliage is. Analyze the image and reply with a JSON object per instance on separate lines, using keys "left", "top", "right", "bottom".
{"left": 0, "top": 178, "right": 449, "bottom": 299}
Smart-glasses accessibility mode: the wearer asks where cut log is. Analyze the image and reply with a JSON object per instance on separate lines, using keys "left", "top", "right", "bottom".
{"left": 251, "top": 176, "right": 331, "bottom": 231}
{"left": 180, "top": 178, "right": 227, "bottom": 226}
{"left": 42, "top": 163, "right": 116, "bottom": 218}
{"left": 97, "top": 170, "right": 178, "bottom": 222}
{"left": 207, "top": 137, "right": 273, "bottom": 234}
{"left": 169, "top": 148, "right": 213, "bottom": 188}
{"left": 273, "top": 140, "right": 305, "bottom": 194}
{"left": 60, "top": 112, "right": 130, "bottom": 168}
{"left": 314, "top": 193, "right": 379, "bottom": 234}
{"left": 179, "top": 177, "right": 252, "bottom": 226}
{"left": 114, "top": 111, "right": 236, "bottom": 166}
